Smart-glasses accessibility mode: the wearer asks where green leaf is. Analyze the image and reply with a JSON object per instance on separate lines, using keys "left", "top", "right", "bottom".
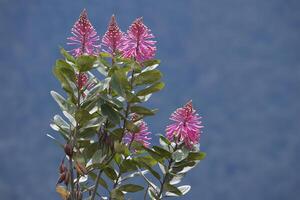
{"left": 169, "top": 174, "right": 184, "bottom": 185}
{"left": 51, "top": 115, "right": 70, "bottom": 140}
{"left": 110, "top": 188, "right": 124, "bottom": 200}
{"left": 148, "top": 187, "right": 159, "bottom": 200}
{"left": 53, "top": 60, "right": 76, "bottom": 102}
{"left": 159, "top": 135, "right": 171, "bottom": 145}
{"left": 158, "top": 162, "right": 167, "bottom": 174}
{"left": 110, "top": 68, "right": 130, "bottom": 97}
{"left": 62, "top": 111, "right": 76, "bottom": 127}
{"left": 110, "top": 128, "right": 123, "bottom": 141}
{"left": 141, "top": 59, "right": 160, "bottom": 67}
{"left": 121, "top": 170, "right": 149, "bottom": 182}
{"left": 82, "top": 142, "right": 98, "bottom": 160}
{"left": 114, "top": 153, "right": 122, "bottom": 165}
{"left": 75, "top": 109, "right": 94, "bottom": 126}
{"left": 50, "top": 91, "right": 75, "bottom": 114}
{"left": 76, "top": 55, "right": 97, "bottom": 72}
{"left": 130, "top": 105, "right": 156, "bottom": 116}
{"left": 172, "top": 161, "right": 197, "bottom": 174}
{"left": 118, "top": 184, "right": 144, "bottom": 193}
{"left": 81, "top": 115, "right": 105, "bottom": 130}
{"left": 144, "top": 147, "right": 164, "bottom": 163}
{"left": 89, "top": 172, "right": 109, "bottom": 190}
{"left": 120, "top": 159, "right": 137, "bottom": 174}
{"left": 172, "top": 149, "right": 189, "bottom": 163}
{"left": 96, "top": 58, "right": 109, "bottom": 76}
{"left": 52, "top": 114, "right": 70, "bottom": 130}
{"left": 126, "top": 121, "right": 140, "bottom": 133}
{"left": 104, "top": 167, "right": 118, "bottom": 181}
{"left": 177, "top": 185, "right": 191, "bottom": 195}
{"left": 137, "top": 82, "right": 165, "bottom": 96}
{"left": 77, "top": 139, "right": 91, "bottom": 149}
{"left": 130, "top": 141, "right": 144, "bottom": 151}
{"left": 101, "top": 104, "right": 120, "bottom": 125}
{"left": 128, "top": 61, "right": 141, "bottom": 73}
{"left": 153, "top": 146, "right": 172, "bottom": 158}
{"left": 60, "top": 48, "right": 75, "bottom": 63}
{"left": 165, "top": 185, "right": 191, "bottom": 197}
{"left": 164, "top": 183, "right": 182, "bottom": 196}
{"left": 159, "top": 135, "right": 172, "bottom": 152}
{"left": 99, "top": 94, "right": 123, "bottom": 109}
{"left": 50, "top": 122, "right": 69, "bottom": 140}
{"left": 134, "top": 70, "right": 162, "bottom": 86}
{"left": 114, "top": 141, "right": 126, "bottom": 154}
{"left": 140, "top": 161, "right": 161, "bottom": 180}
{"left": 55, "top": 60, "right": 76, "bottom": 81}
{"left": 79, "top": 127, "right": 97, "bottom": 138}
{"left": 92, "top": 150, "right": 105, "bottom": 164}
{"left": 187, "top": 152, "right": 206, "bottom": 161}
{"left": 125, "top": 91, "right": 141, "bottom": 103}
{"left": 134, "top": 156, "right": 157, "bottom": 167}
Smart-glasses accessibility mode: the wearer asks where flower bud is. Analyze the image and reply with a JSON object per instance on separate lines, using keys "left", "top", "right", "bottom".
{"left": 59, "top": 162, "right": 66, "bottom": 174}
{"left": 64, "top": 171, "right": 70, "bottom": 185}
{"left": 75, "top": 161, "right": 88, "bottom": 175}
{"left": 64, "top": 144, "right": 73, "bottom": 158}
{"left": 57, "top": 172, "right": 66, "bottom": 184}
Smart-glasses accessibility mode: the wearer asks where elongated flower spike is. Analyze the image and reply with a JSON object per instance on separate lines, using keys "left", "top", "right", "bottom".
{"left": 67, "top": 9, "right": 100, "bottom": 57}
{"left": 123, "top": 114, "right": 152, "bottom": 148}
{"left": 76, "top": 73, "right": 88, "bottom": 90}
{"left": 120, "top": 17, "right": 157, "bottom": 62}
{"left": 166, "top": 101, "right": 203, "bottom": 148}
{"left": 101, "top": 15, "right": 124, "bottom": 56}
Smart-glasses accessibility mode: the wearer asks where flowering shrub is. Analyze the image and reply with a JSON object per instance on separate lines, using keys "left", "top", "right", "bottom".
{"left": 49, "top": 9, "right": 206, "bottom": 200}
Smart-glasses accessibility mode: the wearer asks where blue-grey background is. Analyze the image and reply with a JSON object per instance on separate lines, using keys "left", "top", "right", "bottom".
{"left": 0, "top": 0, "right": 299, "bottom": 199}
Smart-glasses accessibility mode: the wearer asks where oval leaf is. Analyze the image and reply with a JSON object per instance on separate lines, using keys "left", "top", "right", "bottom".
{"left": 137, "top": 82, "right": 165, "bottom": 96}
{"left": 118, "top": 184, "right": 144, "bottom": 193}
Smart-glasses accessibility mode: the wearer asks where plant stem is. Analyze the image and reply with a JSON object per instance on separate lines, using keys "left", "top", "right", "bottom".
{"left": 69, "top": 156, "right": 76, "bottom": 200}
{"left": 157, "top": 159, "right": 172, "bottom": 199}
{"left": 90, "top": 169, "right": 103, "bottom": 200}
{"left": 113, "top": 170, "right": 121, "bottom": 189}
{"left": 69, "top": 74, "right": 83, "bottom": 200}
{"left": 93, "top": 62, "right": 137, "bottom": 200}
{"left": 119, "top": 69, "right": 136, "bottom": 142}
{"left": 157, "top": 144, "right": 178, "bottom": 199}
{"left": 91, "top": 56, "right": 121, "bottom": 200}
{"left": 144, "top": 186, "right": 149, "bottom": 200}
{"left": 91, "top": 153, "right": 115, "bottom": 200}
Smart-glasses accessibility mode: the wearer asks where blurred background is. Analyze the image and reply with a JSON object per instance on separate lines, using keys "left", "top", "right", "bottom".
{"left": 0, "top": 0, "right": 299, "bottom": 199}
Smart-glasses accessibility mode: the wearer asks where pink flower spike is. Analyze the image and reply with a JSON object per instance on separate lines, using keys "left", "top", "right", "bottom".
{"left": 165, "top": 101, "right": 203, "bottom": 148}
{"left": 120, "top": 17, "right": 157, "bottom": 62}
{"left": 101, "top": 15, "right": 124, "bottom": 56}
{"left": 67, "top": 9, "right": 100, "bottom": 57}
{"left": 76, "top": 73, "right": 88, "bottom": 90}
{"left": 123, "top": 115, "right": 152, "bottom": 148}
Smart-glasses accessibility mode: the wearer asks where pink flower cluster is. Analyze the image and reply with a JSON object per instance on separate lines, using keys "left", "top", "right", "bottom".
{"left": 65, "top": 10, "right": 204, "bottom": 149}
{"left": 68, "top": 9, "right": 157, "bottom": 62}
{"left": 76, "top": 73, "right": 88, "bottom": 90}
{"left": 101, "top": 15, "right": 124, "bottom": 56}
{"left": 123, "top": 115, "right": 152, "bottom": 148}
{"left": 119, "top": 17, "right": 156, "bottom": 62}
{"left": 166, "top": 101, "right": 203, "bottom": 148}
{"left": 67, "top": 9, "right": 100, "bottom": 57}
